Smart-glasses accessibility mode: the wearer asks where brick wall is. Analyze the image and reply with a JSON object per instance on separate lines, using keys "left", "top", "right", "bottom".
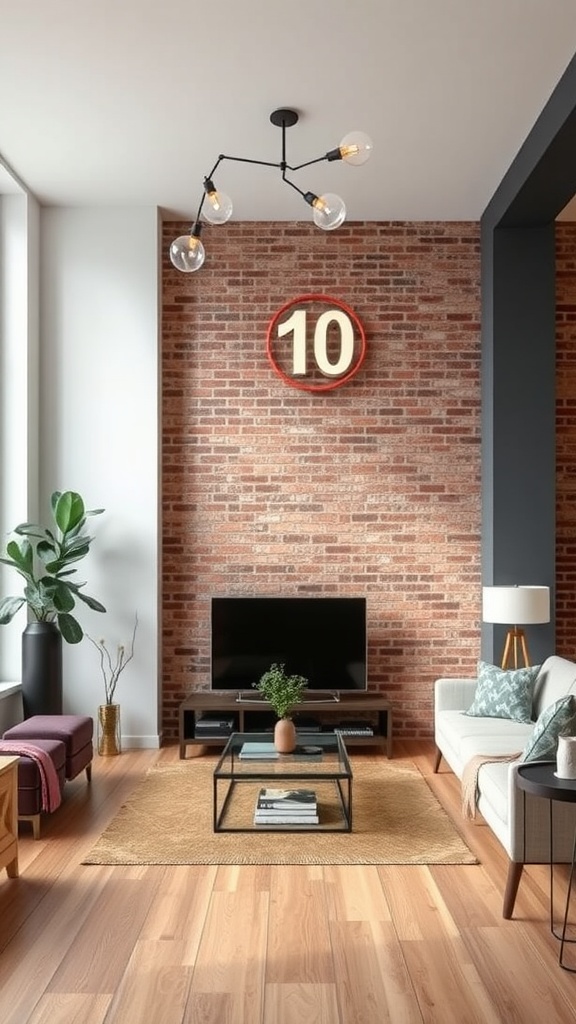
{"left": 161, "top": 220, "right": 482, "bottom": 740}
{"left": 556, "top": 223, "right": 576, "bottom": 659}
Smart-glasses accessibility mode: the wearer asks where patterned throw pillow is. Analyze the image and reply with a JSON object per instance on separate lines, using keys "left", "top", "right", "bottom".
{"left": 521, "top": 695, "right": 576, "bottom": 762}
{"left": 464, "top": 660, "right": 540, "bottom": 724}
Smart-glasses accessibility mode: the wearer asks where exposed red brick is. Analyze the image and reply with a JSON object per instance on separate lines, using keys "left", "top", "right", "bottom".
{"left": 161, "top": 220, "right": 482, "bottom": 740}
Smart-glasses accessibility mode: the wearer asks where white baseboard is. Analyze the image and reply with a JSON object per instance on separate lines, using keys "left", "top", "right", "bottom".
{"left": 119, "top": 734, "right": 162, "bottom": 749}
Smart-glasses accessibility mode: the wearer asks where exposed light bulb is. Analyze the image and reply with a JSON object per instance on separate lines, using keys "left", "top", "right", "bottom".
{"left": 169, "top": 229, "right": 206, "bottom": 272}
{"left": 338, "top": 131, "right": 373, "bottom": 166}
{"left": 311, "top": 193, "right": 346, "bottom": 231}
{"left": 202, "top": 177, "right": 233, "bottom": 225}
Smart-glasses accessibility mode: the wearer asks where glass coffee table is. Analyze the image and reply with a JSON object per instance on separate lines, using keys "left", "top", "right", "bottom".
{"left": 213, "top": 731, "right": 353, "bottom": 832}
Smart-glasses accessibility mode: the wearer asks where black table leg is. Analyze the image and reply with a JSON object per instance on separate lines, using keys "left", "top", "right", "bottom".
{"left": 559, "top": 822, "right": 576, "bottom": 972}
{"left": 548, "top": 799, "right": 576, "bottom": 972}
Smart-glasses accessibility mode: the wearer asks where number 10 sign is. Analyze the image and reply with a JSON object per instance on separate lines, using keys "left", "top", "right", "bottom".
{"left": 266, "top": 294, "right": 366, "bottom": 392}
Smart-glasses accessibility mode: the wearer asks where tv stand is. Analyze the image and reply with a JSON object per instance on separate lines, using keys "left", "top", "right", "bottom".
{"left": 234, "top": 691, "right": 341, "bottom": 705}
{"left": 178, "top": 692, "right": 393, "bottom": 758}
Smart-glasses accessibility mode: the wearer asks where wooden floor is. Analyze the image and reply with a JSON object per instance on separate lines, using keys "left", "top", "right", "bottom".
{"left": 1, "top": 740, "right": 575, "bottom": 1024}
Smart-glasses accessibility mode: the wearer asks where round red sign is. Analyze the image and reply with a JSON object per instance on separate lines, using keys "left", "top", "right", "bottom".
{"left": 266, "top": 294, "right": 366, "bottom": 392}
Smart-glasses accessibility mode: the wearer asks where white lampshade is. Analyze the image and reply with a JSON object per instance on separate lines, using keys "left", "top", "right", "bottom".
{"left": 482, "top": 585, "right": 550, "bottom": 625}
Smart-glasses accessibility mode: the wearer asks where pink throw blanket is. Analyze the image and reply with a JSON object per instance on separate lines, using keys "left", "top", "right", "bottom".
{"left": 0, "top": 740, "right": 62, "bottom": 812}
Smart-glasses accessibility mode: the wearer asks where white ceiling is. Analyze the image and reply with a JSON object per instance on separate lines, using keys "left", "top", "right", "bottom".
{"left": 1, "top": 0, "right": 576, "bottom": 222}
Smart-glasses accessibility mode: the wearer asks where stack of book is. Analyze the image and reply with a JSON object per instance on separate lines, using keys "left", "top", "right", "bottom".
{"left": 253, "top": 787, "right": 319, "bottom": 825}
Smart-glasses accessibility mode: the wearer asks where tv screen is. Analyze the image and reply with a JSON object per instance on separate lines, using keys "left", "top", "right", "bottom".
{"left": 210, "top": 596, "right": 367, "bottom": 693}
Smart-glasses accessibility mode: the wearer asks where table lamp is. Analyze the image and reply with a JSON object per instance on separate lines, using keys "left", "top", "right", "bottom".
{"left": 482, "top": 585, "right": 550, "bottom": 669}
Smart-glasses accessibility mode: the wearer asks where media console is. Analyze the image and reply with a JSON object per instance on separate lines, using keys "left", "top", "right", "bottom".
{"left": 178, "top": 692, "right": 393, "bottom": 758}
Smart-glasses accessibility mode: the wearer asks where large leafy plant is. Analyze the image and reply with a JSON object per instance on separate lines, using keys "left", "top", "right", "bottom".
{"left": 253, "top": 662, "right": 308, "bottom": 719}
{"left": 0, "top": 490, "right": 106, "bottom": 643}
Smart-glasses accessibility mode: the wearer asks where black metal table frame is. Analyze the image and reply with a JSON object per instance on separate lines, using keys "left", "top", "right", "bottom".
{"left": 212, "top": 732, "right": 353, "bottom": 833}
{"left": 517, "top": 761, "right": 576, "bottom": 972}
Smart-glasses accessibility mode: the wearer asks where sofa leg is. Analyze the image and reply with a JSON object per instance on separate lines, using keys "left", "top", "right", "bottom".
{"left": 433, "top": 746, "right": 442, "bottom": 773}
{"left": 503, "top": 861, "right": 524, "bottom": 919}
{"left": 86, "top": 762, "right": 92, "bottom": 783}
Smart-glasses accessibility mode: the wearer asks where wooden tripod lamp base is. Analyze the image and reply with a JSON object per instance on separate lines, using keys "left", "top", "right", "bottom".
{"left": 500, "top": 627, "right": 531, "bottom": 670}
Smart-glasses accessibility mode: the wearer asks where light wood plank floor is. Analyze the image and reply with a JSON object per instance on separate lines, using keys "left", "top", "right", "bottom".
{"left": 1, "top": 740, "right": 575, "bottom": 1024}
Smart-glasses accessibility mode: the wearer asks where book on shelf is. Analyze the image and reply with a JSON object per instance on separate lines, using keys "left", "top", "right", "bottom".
{"left": 334, "top": 724, "right": 374, "bottom": 736}
{"left": 257, "top": 787, "right": 317, "bottom": 810}
{"left": 254, "top": 813, "right": 320, "bottom": 826}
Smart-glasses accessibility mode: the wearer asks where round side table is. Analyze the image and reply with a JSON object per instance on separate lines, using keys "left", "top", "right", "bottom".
{"left": 516, "top": 761, "right": 576, "bottom": 972}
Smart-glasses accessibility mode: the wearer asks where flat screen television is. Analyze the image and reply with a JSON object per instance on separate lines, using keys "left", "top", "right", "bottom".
{"left": 210, "top": 596, "right": 367, "bottom": 695}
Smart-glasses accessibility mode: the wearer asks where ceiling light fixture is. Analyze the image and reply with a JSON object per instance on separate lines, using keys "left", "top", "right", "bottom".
{"left": 169, "top": 108, "right": 373, "bottom": 273}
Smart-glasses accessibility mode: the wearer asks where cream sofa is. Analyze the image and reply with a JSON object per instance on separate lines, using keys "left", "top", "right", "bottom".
{"left": 434, "top": 655, "right": 576, "bottom": 918}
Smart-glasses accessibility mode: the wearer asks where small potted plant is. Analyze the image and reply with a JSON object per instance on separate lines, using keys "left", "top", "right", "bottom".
{"left": 253, "top": 662, "right": 308, "bottom": 752}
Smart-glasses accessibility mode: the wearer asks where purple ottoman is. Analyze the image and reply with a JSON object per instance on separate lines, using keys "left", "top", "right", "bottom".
{"left": 3, "top": 715, "right": 93, "bottom": 782}
{"left": 16, "top": 738, "right": 66, "bottom": 838}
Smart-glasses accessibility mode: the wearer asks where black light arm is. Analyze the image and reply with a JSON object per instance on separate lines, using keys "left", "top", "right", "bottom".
{"left": 216, "top": 154, "right": 283, "bottom": 170}
{"left": 289, "top": 148, "right": 343, "bottom": 170}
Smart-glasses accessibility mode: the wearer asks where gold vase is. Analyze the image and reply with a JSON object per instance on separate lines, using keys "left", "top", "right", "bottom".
{"left": 98, "top": 703, "right": 121, "bottom": 756}
{"left": 274, "top": 717, "right": 296, "bottom": 753}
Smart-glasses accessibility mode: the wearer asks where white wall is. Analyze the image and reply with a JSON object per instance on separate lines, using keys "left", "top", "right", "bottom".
{"left": 0, "top": 188, "right": 40, "bottom": 679}
{"left": 39, "top": 207, "right": 161, "bottom": 746}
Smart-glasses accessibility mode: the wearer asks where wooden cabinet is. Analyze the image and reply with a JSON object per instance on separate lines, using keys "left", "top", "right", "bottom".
{"left": 179, "top": 693, "right": 393, "bottom": 759}
{"left": 0, "top": 756, "right": 19, "bottom": 879}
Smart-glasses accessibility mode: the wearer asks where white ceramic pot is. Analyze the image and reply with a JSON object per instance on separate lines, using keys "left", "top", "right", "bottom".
{"left": 556, "top": 735, "right": 576, "bottom": 779}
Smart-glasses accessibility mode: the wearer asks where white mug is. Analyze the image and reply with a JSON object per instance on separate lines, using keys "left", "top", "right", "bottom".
{"left": 556, "top": 735, "right": 576, "bottom": 779}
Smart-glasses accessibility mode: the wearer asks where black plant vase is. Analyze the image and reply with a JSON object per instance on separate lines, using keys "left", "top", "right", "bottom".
{"left": 21, "top": 621, "right": 63, "bottom": 718}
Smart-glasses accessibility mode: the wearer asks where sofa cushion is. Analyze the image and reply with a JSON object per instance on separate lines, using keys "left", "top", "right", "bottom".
{"left": 464, "top": 661, "right": 540, "bottom": 724}
{"left": 521, "top": 694, "right": 576, "bottom": 762}
{"left": 436, "top": 709, "right": 532, "bottom": 776}
{"left": 459, "top": 732, "right": 525, "bottom": 766}
{"left": 531, "top": 656, "right": 576, "bottom": 719}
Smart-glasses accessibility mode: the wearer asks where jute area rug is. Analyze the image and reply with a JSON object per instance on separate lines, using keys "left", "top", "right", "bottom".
{"left": 83, "top": 757, "right": 477, "bottom": 866}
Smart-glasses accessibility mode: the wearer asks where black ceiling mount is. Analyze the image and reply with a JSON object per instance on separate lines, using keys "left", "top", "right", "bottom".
{"left": 270, "top": 108, "right": 299, "bottom": 128}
